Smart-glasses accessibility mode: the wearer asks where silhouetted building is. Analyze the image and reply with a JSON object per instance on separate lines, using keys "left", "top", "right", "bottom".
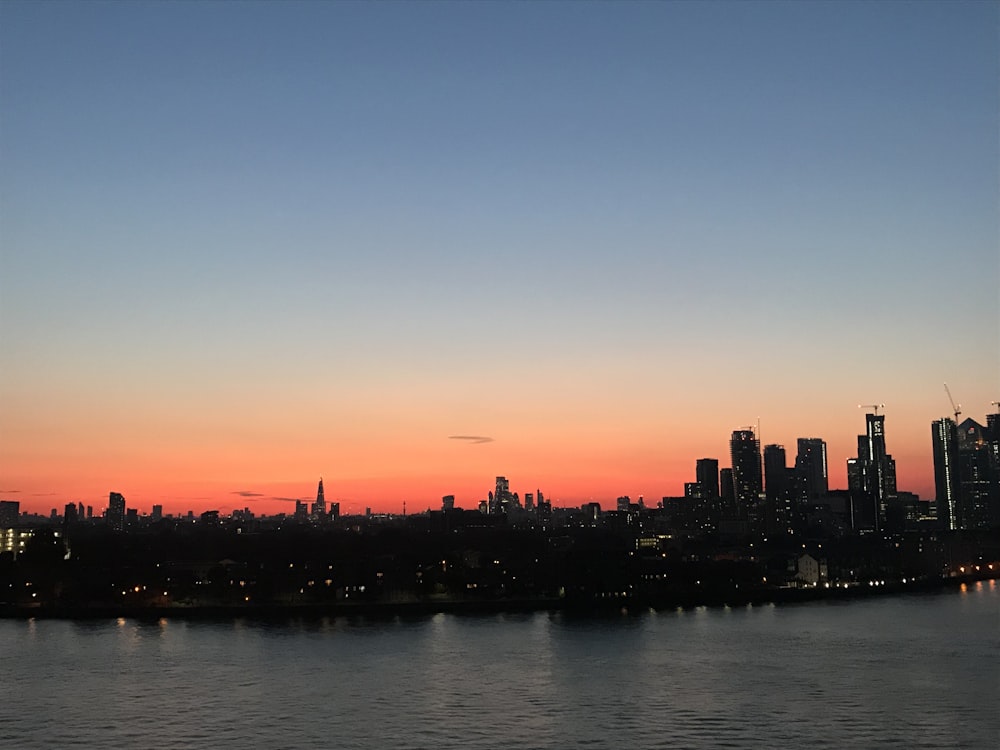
{"left": 442, "top": 495, "right": 455, "bottom": 511}
{"left": 730, "top": 430, "right": 762, "bottom": 504}
{"left": 848, "top": 412, "right": 897, "bottom": 532}
{"left": 63, "top": 502, "right": 78, "bottom": 525}
{"left": 0, "top": 500, "right": 19, "bottom": 527}
{"left": 696, "top": 458, "right": 720, "bottom": 499}
{"left": 763, "top": 444, "right": 791, "bottom": 534}
{"left": 952, "top": 417, "right": 1000, "bottom": 529}
{"left": 312, "top": 477, "right": 327, "bottom": 520}
{"left": 720, "top": 468, "right": 734, "bottom": 502}
{"left": 151, "top": 504, "right": 163, "bottom": 522}
{"left": 107, "top": 492, "right": 126, "bottom": 531}
{"left": 794, "top": 438, "right": 829, "bottom": 499}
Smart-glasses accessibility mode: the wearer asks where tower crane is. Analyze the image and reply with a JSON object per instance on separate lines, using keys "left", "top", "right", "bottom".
{"left": 943, "top": 383, "right": 961, "bottom": 422}
{"left": 858, "top": 403, "right": 885, "bottom": 415}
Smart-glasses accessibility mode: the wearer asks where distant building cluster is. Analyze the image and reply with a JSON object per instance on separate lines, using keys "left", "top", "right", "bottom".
{"left": 1, "top": 407, "right": 998, "bottom": 551}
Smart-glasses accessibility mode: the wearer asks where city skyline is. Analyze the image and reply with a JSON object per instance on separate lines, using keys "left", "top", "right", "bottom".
{"left": 5, "top": 404, "right": 999, "bottom": 518}
{"left": 1, "top": 2, "right": 997, "bottom": 515}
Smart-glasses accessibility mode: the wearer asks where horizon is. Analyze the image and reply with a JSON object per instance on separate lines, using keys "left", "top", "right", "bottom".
{"left": 1, "top": 2, "right": 997, "bottom": 517}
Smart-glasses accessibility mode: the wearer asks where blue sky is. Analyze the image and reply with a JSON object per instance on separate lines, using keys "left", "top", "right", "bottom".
{"left": 1, "top": 1, "right": 997, "bottom": 508}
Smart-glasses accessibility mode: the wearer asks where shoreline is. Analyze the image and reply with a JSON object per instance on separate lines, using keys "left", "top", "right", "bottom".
{"left": 2, "top": 573, "right": 994, "bottom": 621}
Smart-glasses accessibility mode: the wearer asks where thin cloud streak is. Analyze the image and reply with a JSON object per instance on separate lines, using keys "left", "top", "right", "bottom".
{"left": 449, "top": 435, "right": 495, "bottom": 444}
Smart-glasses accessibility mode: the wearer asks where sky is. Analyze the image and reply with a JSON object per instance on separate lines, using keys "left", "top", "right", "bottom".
{"left": 1, "top": 1, "right": 997, "bottom": 516}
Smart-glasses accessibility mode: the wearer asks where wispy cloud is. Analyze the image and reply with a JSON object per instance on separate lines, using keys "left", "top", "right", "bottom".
{"left": 0, "top": 489, "right": 21, "bottom": 494}
{"left": 449, "top": 435, "right": 494, "bottom": 444}
{"left": 269, "top": 497, "right": 301, "bottom": 503}
{"left": 231, "top": 490, "right": 265, "bottom": 498}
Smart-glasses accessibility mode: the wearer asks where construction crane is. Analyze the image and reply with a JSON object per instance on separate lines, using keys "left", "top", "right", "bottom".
{"left": 858, "top": 403, "right": 885, "bottom": 415}
{"left": 943, "top": 383, "right": 961, "bottom": 422}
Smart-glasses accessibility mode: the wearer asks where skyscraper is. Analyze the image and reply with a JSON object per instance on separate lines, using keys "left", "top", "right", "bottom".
{"left": 107, "top": 492, "right": 126, "bottom": 531}
{"left": 730, "top": 430, "right": 762, "bottom": 505}
{"left": 932, "top": 418, "right": 959, "bottom": 530}
{"left": 696, "top": 458, "right": 720, "bottom": 499}
{"left": 952, "top": 417, "right": 1000, "bottom": 529}
{"left": 763, "top": 445, "right": 787, "bottom": 502}
{"left": 847, "top": 411, "right": 897, "bottom": 532}
{"left": 794, "top": 438, "right": 829, "bottom": 499}
{"left": 312, "top": 477, "right": 327, "bottom": 519}
{"left": 762, "top": 444, "right": 789, "bottom": 535}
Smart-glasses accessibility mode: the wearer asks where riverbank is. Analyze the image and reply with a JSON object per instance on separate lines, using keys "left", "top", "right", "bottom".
{"left": 2, "top": 572, "right": 995, "bottom": 620}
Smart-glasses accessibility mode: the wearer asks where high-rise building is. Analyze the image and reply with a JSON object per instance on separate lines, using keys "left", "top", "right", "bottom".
{"left": 951, "top": 417, "right": 1000, "bottom": 529}
{"left": 932, "top": 418, "right": 960, "bottom": 530}
{"left": 442, "top": 495, "right": 455, "bottom": 511}
{"left": 719, "top": 468, "right": 734, "bottom": 501}
{"left": 696, "top": 458, "right": 720, "bottom": 499}
{"left": 730, "top": 430, "right": 762, "bottom": 504}
{"left": 794, "top": 438, "right": 829, "bottom": 499}
{"left": 491, "top": 476, "right": 513, "bottom": 514}
{"left": 762, "top": 444, "right": 790, "bottom": 534}
{"left": 312, "top": 477, "right": 327, "bottom": 520}
{"left": 151, "top": 504, "right": 163, "bottom": 522}
{"left": 107, "top": 492, "right": 126, "bottom": 531}
{"left": 847, "top": 411, "right": 897, "bottom": 532}
{"left": 763, "top": 445, "right": 787, "bottom": 501}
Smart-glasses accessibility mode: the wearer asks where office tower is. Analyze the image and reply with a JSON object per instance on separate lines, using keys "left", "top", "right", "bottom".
{"left": 442, "top": 495, "right": 455, "bottom": 511}
{"left": 794, "top": 438, "right": 829, "bottom": 498}
{"left": 524, "top": 492, "right": 534, "bottom": 511}
{"left": 932, "top": 418, "right": 960, "bottom": 530}
{"left": 847, "top": 411, "right": 897, "bottom": 532}
{"left": 63, "top": 502, "right": 78, "bottom": 525}
{"left": 0, "top": 500, "right": 19, "bottom": 527}
{"left": 730, "top": 430, "right": 762, "bottom": 504}
{"left": 294, "top": 500, "right": 308, "bottom": 521}
{"left": 151, "top": 504, "right": 163, "bottom": 522}
{"left": 696, "top": 458, "right": 720, "bottom": 499}
{"left": 107, "top": 492, "right": 126, "bottom": 531}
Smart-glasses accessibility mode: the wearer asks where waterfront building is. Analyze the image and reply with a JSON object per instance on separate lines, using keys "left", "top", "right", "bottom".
{"left": 932, "top": 418, "right": 960, "bottom": 530}
{"left": 847, "top": 411, "right": 897, "bottom": 532}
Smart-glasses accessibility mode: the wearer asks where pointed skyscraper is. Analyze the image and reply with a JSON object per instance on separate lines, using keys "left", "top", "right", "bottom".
{"left": 312, "top": 477, "right": 327, "bottom": 520}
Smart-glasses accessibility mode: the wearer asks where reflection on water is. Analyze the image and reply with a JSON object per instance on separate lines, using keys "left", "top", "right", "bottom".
{"left": 1, "top": 585, "right": 997, "bottom": 750}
